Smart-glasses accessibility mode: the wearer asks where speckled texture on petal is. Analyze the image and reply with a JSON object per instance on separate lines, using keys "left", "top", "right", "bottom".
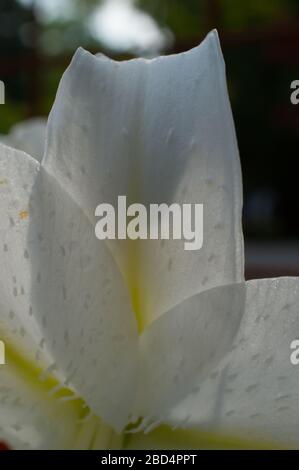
{"left": 43, "top": 30, "right": 244, "bottom": 327}
{"left": 166, "top": 278, "right": 299, "bottom": 447}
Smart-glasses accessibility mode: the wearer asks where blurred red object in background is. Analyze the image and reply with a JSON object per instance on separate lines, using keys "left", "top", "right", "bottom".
{"left": 0, "top": 441, "right": 10, "bottom": 450}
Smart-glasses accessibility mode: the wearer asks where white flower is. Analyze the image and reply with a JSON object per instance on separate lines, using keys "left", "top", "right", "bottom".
{"left": 0, "top": 30, "right": 298, "bottom": 450}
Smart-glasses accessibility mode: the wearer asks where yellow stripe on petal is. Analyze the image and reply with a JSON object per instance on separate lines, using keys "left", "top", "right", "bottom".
{"left": 1, "top": 337, "right": 122, "bottom": 449}
{"left": 2, "top": 337, "right": 87, "bottom": 420}
{"left": 124, "top": 424, "right": 284, "bottom": 450}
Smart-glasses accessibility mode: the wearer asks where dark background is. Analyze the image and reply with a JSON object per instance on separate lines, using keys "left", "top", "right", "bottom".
{"left": 1, "top": 0, "right": 299, "bottom": 277}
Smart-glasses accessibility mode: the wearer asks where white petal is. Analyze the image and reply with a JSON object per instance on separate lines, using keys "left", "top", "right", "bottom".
{"left": 6, "top": 118, "right": 47, "bottom": 162}
{"left": 0, "top": 143, "right": 86, "bottom": 448}
{"left": 30, "top": 168, "right": 138, "bottom": 430}
{"left": 43, "top": 30, "right": 244, "bottom": 327}
{"left": 134, "top": 283, "right": 245, "bottom": 422}
{"left": 0, "top": 142, "right": 138, "bottom": 431}
{"left": 0, "top": 358, "right": 85, "bottom": 449}
{"left": 0, "top": 143, "right": 52, "bottom": 366}
{"left": 166, "top": 278, "right": 299, "bottom": 447}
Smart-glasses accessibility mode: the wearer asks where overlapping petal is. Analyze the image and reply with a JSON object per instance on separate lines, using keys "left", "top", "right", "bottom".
{"left": 0, "top": 143, "right": 89, "bottom": 448}
{"left": 0, "top": 143, "right": 52, "bottom": 367}
{"left": 165, "top": 278, "right": 299, "bottom": 447}
{"left": 0, "top": 143, "right": 139, "bottom": 435}
{"left": 133, "top": 283, "right": 245, "bottom": 424}
{"left": 29, "top": 167, "right": 139, "bottom": 430}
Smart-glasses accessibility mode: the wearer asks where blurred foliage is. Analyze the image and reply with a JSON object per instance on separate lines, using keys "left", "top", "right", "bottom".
{"left": 137, "top": 0, "right": 207, "bottom": 42}
{"left": 137, "top": 0, "right": 299, "bottom": 38}
{"left": 0, "top": 0, "right": 35, "bottom": 132}
{"left": 221, "top": 0, "right": 293, "bottom": 30}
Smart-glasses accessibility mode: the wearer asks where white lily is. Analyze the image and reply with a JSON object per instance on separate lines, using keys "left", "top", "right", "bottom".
{"left": 0, "top": 30, "right": 299, "bottom": 450}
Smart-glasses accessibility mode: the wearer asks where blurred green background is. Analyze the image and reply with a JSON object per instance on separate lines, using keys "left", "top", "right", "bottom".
{"left": 1, "top": 0, "right": 299, "bottom": 276}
